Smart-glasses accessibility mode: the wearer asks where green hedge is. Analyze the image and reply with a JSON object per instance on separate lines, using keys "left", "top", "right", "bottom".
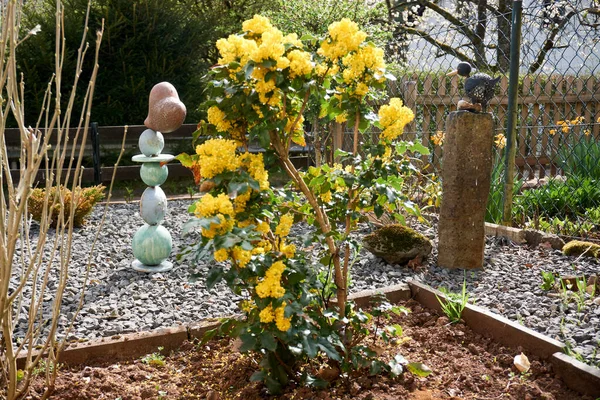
{"left": 16, "top": 0, "right": 219, "bottom": 126}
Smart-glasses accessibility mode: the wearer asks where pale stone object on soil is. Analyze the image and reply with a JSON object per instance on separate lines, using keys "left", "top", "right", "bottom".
{"left": 513, "top": 352, "right": 531, "bottom": 373}
{"left": 437, "top": 111, "right": 493, "bottom": 269}
{"left": 144, "top": 82, "right": 186, "bottom": 133}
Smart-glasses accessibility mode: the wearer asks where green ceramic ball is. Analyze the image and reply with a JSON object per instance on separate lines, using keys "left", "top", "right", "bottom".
{"left": 132, "top": 224, "right": 172, "bottom": 266}
{"left": 139, "top": 129, "right": 164, "bottom": 157}
{"left": 140, "top": 163, "right": 169, "bottom": 187}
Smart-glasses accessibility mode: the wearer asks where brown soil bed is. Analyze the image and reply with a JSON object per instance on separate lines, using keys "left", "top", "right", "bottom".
{"left": 30, "top": 300, "right": 589, "bottom": 399}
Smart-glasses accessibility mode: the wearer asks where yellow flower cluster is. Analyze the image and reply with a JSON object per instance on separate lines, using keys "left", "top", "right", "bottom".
{"left": 280, "top": 240, "right": 296, "bottom": 258}
{"left": 259, "top": 305, "right": 275, "bottom": 323}
{"left": 216, "top": 35, "right": 257, "bottom": 66}
{"left": 341, "top": 45, "right": 385, "bottom": 84}
{"left": 258, "top": 302, "right": 291, "bottom": 331}
{"left": 242, "top": 14, "right": 273, "bottom": 35}
{"left": 556, "top": 117, "right": 585, "bottom": 134}
{"left": 319, "top": 19, "right": 367, "bottom": 61}
{"left": 195, "top": 193, "right": 235, "bottom": 238}
{"left": 256, "top": 261, "right": 286, "bottom": 298}
{"left": 378, "top": 98, "right": 415, "bottom": 141}
{"left": 240, "top": 300, "right": 254, "bottom": 313}
{"left": 320, "top": 191, "right": 332, "bottom": 203}
{"left": 251, "top": 29, "right": 285, "bottom": 64}
{"left": 432, "top": 130, "right": 445, "bottom": 146}
{"left": 214, "top": 248, "right": 229, "bottom": 262}
{"left": 252, "top": 239, "right": 273, "bottom": 255}
{"left": 234, "top": 191, "right": 252, "bottom": 213}
{"left": 257, "top": 220, "right": 270, "bottom": 234}
{"left": 288, "top": 50, "right": 313, "bottom": 78}
{"left": 232, "top": 246, "right": 252, "bottom": 267}
{"left": 196, "top": 139, "right": 240, "bottom": 179}
{"left": 207, "top": 106, "right": 232, "bottom": 133}
{"left": 274, "top": 214, "right": 293, "bottom": 237}
{"left": 240, "top": 152, "right": 269, "bottom": 190}
{"left": 215, "top": 15, "right": 313, "bottom": 109}
{"left": 195, "top": 193, "right": 234, "bottom": 217}
{"left": 494, "top": 133, "right": 506, "bottom": 149}
{"left": 275, "top": 303, "right": 291, "bottom": 331}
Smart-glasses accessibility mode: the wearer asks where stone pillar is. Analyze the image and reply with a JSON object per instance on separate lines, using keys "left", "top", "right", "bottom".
{"left": 437, "top": 111, "right": 494, "bottom": 269}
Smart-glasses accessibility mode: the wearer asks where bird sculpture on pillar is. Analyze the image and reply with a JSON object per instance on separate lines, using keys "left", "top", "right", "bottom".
{"left": 447, "top": 62, "right": 500, "bottom": 112}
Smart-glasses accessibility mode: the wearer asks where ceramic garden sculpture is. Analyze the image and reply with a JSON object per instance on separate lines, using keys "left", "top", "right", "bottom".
{"left": 131, "top": 82, "right": 186, "bottom": 272}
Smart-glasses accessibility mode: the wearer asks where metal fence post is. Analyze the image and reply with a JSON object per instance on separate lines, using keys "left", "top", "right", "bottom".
{"left": 91, "top": 122, "right": 101, "bottom": 185}
{"left": 502, "top": 0, "right": 523, "bottom": 225}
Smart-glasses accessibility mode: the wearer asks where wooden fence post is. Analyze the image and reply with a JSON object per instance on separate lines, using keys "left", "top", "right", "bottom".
{"left": 91, "top": 122, "right": 101, "bottom": 185}
{"left": 403, "top": 80, "right": 417, "bottom": 142}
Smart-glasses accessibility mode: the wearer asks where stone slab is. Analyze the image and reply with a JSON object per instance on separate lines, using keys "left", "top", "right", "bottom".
{"left": 345, "top": 283, "right": 412, "bottom": 308}
{"left": 132, "top": 154, "right": 175, "bottom": 163}
{"left": 484, "top": 222, "right": 527, "bottom": 243}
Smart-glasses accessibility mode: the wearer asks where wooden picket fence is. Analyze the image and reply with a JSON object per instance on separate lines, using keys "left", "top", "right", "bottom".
{"left": 395, "top": 73, "right": 600, "bottom": 180}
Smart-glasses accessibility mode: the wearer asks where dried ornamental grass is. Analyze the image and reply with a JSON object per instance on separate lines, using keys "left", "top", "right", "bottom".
{"left": 28, "top": 185, "right": 105, "bottom": 227}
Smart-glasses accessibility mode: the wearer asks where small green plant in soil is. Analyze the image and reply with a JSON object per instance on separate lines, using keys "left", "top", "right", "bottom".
{"left": 187, "top": 186, "right": 196, "bottom": 199}
{"left": 573, "top": 276, "right": 592, "bottom": 315}
{"left": 142, "top": 347, "right": 166, "bottom": 368}
{"left": 540, "top": 271, "right": 556, "bottom": 291}
{"left": 124, "top": 186, "right": 135, "bottom": 203}
{"left": 435, "top": 279, "right": 470, "bottom": 324}
{"left": 32, "top": 360, "right": 62, "bottom": 376}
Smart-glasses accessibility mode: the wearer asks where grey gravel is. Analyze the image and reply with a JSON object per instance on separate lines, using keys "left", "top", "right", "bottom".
{"left": 11, "top": 200, "right": 600, "bottom": 366}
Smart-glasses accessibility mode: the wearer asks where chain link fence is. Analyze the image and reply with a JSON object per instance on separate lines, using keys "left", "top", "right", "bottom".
{"left": 310, "top": 0, "right": 600, "bottom": 240}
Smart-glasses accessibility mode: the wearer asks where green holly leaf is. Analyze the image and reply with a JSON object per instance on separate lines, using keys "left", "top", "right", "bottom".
{"left": 239, "top": 332, "right": 257, "bottom": 352}
{"left": 260, "top": 332, "right": 278, "bottom": 352}
{"left": 407, "top": 362, "right": 432, "bottom": 377}
{"left": 205, "top": 267, "right": 224, "bottom": 290}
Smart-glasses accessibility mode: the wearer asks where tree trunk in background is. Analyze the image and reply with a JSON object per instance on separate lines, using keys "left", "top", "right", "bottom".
{"left": 497, "top": 0, "right": 511, "bottom": 73}
{"left": 474, "top": 0, "right": 488, "bottom": 69}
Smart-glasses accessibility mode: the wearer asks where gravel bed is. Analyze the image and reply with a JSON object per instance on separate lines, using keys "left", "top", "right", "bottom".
{"left": 11, "top": 200, "right": 600, "bottom": 366}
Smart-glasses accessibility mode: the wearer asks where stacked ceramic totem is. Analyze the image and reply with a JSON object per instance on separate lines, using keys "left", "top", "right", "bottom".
{"left": 131, "top": 82, "right": 186, "bottom": 272}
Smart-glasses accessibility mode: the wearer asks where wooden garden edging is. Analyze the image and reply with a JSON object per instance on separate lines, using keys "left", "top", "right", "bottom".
{"left": 16, "top": 282, "right": 600, "bottom": 398}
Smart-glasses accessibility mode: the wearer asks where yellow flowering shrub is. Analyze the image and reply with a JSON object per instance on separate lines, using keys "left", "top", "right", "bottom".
{"left": 181, "top": 15, "right": 421, "bottom": 394}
